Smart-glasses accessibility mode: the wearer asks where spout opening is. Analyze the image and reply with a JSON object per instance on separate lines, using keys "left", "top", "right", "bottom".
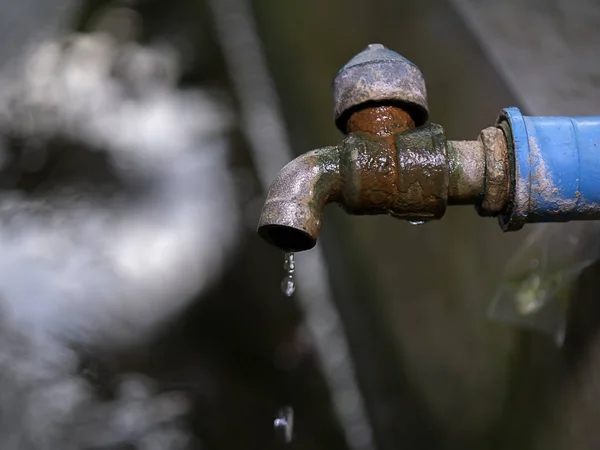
{"left": 258, "top": 224, "right": 316, "bottom": 252}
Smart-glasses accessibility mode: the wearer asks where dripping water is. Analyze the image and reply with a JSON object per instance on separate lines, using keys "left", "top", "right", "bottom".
{"left": 274, "top": 405, "right": 294, "bottom": 444}
{"left": 405, "top": 218, "right": 433, "bottom": 226}
{"left": 281, "top": 252, "right": 296, "bottom": 297}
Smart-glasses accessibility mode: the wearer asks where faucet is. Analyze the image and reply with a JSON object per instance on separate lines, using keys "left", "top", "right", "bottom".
{"left": 257, "top": 44, "right": 600, "bottom": 252}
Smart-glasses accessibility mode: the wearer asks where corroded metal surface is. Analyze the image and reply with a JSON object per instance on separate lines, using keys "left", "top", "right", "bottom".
{"left": 339, "top": 134, "right": 401, "bottom": 215}
{"left": 333, "top": 44, "right": 428, "bottom": 132}
{"left": 346, "top": 105, "right": 415, "bottom": 137}
{"left": 257, "top": 146, "right": 342, "bottom": 251}
{"left": 447, "top": 139, "right": 485, "bottom": 204}
{"left": 342, "top": 104, "right": 417, "bottom": 215}
{"left": 446, "top": 127, "right": 510, "bottom": 215}
{"left": 393, "top": 125, "right": 449, "bottom": 220}
{"left": 478, "top": 126, "right": 510, "bottom": 215}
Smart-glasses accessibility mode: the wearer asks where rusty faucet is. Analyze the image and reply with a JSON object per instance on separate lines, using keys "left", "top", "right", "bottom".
{"left": 258, "top": 43, "right": 600, "bottom": 251}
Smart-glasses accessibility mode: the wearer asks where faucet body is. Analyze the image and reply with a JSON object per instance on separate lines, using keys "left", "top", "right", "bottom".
{"left": 257, "top": 44, "right": 600, "bottom": 252}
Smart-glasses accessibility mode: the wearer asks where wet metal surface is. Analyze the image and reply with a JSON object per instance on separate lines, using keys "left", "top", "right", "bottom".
{"left": 346, "top": 106, "right": 415, "bottom": 137}
{"left": 393, "top": 125, "right": 449, "bottom": 220}
{"left": 339, "top": 133, "right": 401, "bottom": 215}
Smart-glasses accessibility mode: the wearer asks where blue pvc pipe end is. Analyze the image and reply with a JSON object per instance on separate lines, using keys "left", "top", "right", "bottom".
{"left": 498, "top": 107, "right": 600, "bottom": 230}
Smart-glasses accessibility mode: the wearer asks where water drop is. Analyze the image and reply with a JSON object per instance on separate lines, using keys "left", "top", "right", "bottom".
{"left": 408, "top": 220, "right": 426, "bottom": 226}
{"left": 281, "top": 252, "right": 296, "bottom": 297}
{"left": 284, "top": 252, "right": 295, "bottom": 273}
{"left": 274, "top": 406, "right": 294, "bottom": 444}
{"left": 281, "top": 276, "right": 296, "bottom": 297}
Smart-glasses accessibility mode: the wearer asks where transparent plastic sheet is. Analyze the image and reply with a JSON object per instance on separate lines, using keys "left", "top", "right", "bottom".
{"left": 489, "top": 222, "right": 600, "bottom": 346}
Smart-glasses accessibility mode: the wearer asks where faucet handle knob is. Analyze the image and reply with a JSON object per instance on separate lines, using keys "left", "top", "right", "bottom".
{"left": 333, "top": 43, "right": 429, "bottom": 133}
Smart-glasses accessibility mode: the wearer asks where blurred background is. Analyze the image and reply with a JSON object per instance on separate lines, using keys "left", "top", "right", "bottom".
{"left": 2, "top": 0, "right": 600, "bottom": 449}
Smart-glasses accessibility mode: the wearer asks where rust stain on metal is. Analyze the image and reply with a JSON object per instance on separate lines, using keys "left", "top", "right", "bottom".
{"left": 340, "top": 104, "right": 448, "bottom": 221}
{"left": 338, "top": 127, "right": 448, "bottom": 220}
{"left": 393, "top": 127, "right": 448, "bottom": 219}
{"left": 394, "top": 150, "right": 445, "bottom": 217}
{"left": 340, "top": 134, "right": 400, "bottom": 214}
{"left": 478, "top": 127, "right": 510, "bottom": 215}
{"left": 346, "top": 105, "right": 415, "bottom": 137}
{"left": 341, "top": 104, "right": 415, "bottom": 215}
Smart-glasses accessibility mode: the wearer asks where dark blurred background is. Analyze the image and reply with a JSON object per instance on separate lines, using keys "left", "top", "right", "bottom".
{"left": 2, "top": 0, "right": 600, "bottom": 449}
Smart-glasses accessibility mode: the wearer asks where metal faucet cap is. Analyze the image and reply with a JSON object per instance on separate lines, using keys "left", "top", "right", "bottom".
{"left": 333, "top": 43, "right": 429, "bottom": 132}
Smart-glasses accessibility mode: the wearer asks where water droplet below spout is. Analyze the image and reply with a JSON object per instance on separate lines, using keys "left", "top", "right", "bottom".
{"left": 281, "top": 252, "right": 296, "bottom": 297}
{"left": 274, "top": 405, "right": 294, "bottom": 444}
{"left": 281, "top": 275, "right": 296, "bottom": 297}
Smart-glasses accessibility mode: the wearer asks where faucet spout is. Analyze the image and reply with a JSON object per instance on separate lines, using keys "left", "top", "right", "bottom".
{"left": 257, "top": 146, "right": 342, "bottom": 251}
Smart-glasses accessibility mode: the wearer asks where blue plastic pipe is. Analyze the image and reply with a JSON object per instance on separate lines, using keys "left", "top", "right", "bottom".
{"left": 499, "top": 107, "right": 600, "bottom": 230}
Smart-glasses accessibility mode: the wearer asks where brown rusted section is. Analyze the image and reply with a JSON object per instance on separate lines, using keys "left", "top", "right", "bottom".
{"left": 337, "top": 115, "right": 449, "bottom": 222}
{"left": 339, "top": 105, "right": 449, "bottom": 221}
{"left": 339, "top": 134, "right": 400, "bottom": 214}
{"left": 343, "top": 105, "right": 413, "bottom": 215}
{"left": 340, "top": 104, "right": 444, "bottom": 220}
{"left": 478, "top": 126, "right": 510, "bottom": 215}
{"left": 342, "top": 104, "right": 411, "bottom": 215}
{"left": 346, "top": 105, "right": 415, "bottom": 137}
{"left": 395, "top": 146, "right": 448, "bottom": 218}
